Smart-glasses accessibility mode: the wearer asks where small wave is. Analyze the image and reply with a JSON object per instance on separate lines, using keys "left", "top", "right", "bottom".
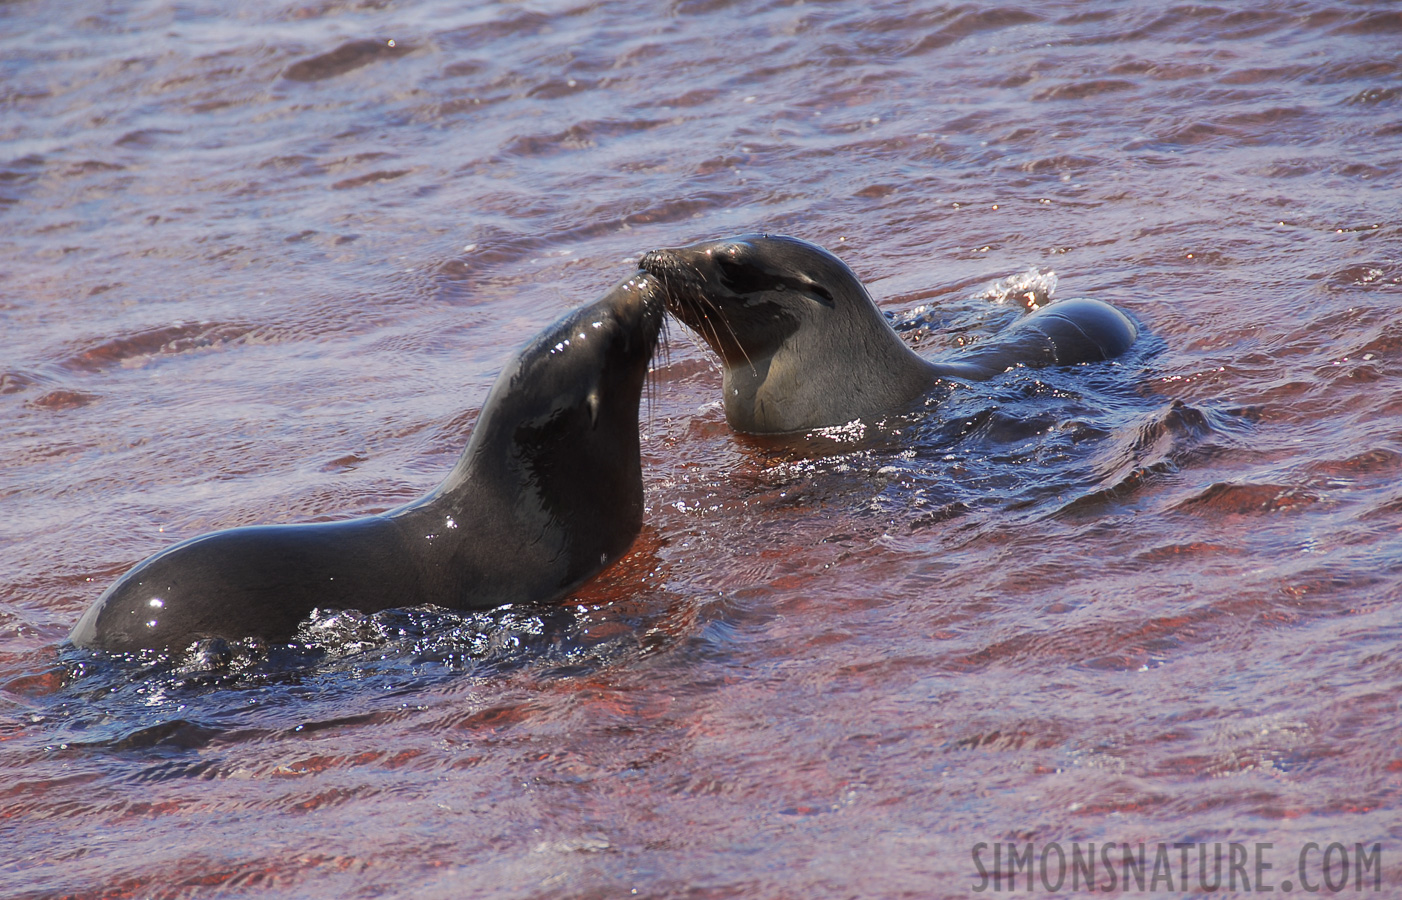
{"left": 114, "top": 128, "right": 181, "bottom": 149}
{"left": 890, "top": 267, "right": 1057, "bottom": 341}
{"left": 35, "top": 601, "right": 644, "bottom": 774}
{"left": 1060, "top": 400, "right": 1240, "bottom": 513}
{"left": 330, "top": 169, "right": 413, "bottom": 191}
{"left": 281, "top": 39, "right": 409, "bottom": 83}
{"left": 24, "top": 389, "right": 98, "bottom": 411}
{"left": 438, "top": 9, "right": 552, "bottom": 49}
{"left": 973, "top": 267, "right": 1060, "bottom": 311}
{"left": 499, "top": 118, "right": 672, "bottom": 159}
{"left": 55, "top": 602, "right": 621, "bottom": 704}
{"left": 1329, "top": 10, "right": 1402, "bottom": 36}
{"left": 60, "top": 321, "right": 254, "bottom": 373}
{"left": 1031, "top": 79, "right": 1138, "bottom": 102}
{"left": 1324, "top": 262, "right": 1401, "bottom": 291}
{"left": 1172, "top": 482, "right": 1321, "bottom": 516}
{"left": 0, "top": 369, "right": 41, "bottom": 395}
{"left": 900, "top": 8, "right": 1043, "bottom": 54}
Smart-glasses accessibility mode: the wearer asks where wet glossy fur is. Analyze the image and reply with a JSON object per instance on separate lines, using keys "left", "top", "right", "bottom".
{"left": 640, "top": 234, "right": 1137, "bottom": 434}
{"left": 71, "top": 274, "right": 665, "bottom": 652}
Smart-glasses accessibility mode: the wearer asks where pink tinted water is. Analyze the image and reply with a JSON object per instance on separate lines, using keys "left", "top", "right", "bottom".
{"left": 3, "top": 0, "right": 1402, "bottom": 897}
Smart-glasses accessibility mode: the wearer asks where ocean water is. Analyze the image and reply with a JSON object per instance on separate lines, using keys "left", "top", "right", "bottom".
{"left": 3, "top": 0, "right": 1401, "bottom": 897}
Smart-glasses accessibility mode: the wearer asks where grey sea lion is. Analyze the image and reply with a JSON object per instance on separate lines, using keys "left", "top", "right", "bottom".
{"left": 70, "top": 272, "right": 666, "bottom": 652}
{"left": 639, "top": 233, "right": 1138, "bottom": 434}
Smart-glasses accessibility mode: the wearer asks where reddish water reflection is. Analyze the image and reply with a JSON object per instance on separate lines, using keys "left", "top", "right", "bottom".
{"left": 4, "top": 1, "right": 1401, "bottom": 897}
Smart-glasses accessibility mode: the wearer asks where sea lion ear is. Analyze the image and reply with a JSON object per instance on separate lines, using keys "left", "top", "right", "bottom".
{"left": 585, "top": 387, "right": 601, "bottom": 428}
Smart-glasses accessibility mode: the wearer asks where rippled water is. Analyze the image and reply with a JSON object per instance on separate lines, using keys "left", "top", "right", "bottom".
{"left": 4, "top": 0, "right": 1402, "bottom": 897}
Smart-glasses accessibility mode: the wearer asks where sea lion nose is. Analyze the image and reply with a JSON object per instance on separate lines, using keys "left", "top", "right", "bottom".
{"left": 638, "top": 249, "right": 666, "bottom": 274}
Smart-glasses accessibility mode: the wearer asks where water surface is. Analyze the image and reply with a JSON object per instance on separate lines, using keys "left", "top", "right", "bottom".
{"left": 3, "top": 1, "right": 1401, "bottom": 897}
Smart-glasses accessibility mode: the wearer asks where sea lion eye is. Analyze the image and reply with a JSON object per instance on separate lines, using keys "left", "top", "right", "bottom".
{"left": 714, "top": 256, "right": 771, "bottom": 295}
{"left": 712, "top": 254, "right": 834, "bottom": 306}
{"left": 803, "top": 281, "right": 834, "bottom": 306}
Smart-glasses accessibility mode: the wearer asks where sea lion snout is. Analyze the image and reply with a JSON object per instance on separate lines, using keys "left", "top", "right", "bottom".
{"left": 638, "top": 248, "right": 715, "bottom": 334}
{"left": 638, "top": 248, "right": 704, "bottom": 296}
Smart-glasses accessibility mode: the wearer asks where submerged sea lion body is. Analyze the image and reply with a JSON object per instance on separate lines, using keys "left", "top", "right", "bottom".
{"left": 639, "top": 234, "right": 1137, "bottom": 434}
{"left": 71, "top": 273, "right": 666, "bottom": 652}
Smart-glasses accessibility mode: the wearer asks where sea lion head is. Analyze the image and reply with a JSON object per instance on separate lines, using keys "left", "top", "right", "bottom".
{"left": 639, "top": 234, "right": 850, "bottom": 365}
{"left": 450, "top": 271, "right": 666, "bottom": 582}
{"left": 640, "top": 234, "right": 930, "bottom": 434}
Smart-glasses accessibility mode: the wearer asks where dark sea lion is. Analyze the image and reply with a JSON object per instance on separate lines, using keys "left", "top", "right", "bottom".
{"left": 70, "top": 273, "right": 666, "bottom": 653}
{"left": 639, "top": 233, "right": 1138, "bottom": 434}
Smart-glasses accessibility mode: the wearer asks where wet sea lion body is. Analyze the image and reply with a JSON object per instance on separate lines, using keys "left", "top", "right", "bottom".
{"left": 639, "top": 234, "right": 1137, "bottom": 434}
{"left": 71, "top": 273, "right": 666, "bottom": 652}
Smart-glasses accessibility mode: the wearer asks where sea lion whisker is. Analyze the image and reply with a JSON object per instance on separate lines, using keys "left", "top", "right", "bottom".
{"left": 644, "top": 315, "right": 672, "bottom": 433}
{"left": 699, "top": 292, "right": 757, "bottom": 374}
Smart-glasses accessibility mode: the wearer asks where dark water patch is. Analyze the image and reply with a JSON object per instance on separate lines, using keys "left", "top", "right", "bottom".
{"left": 1261, "top": 158, "right": 1396, "bottom": 180}
{"left": 438, "top": 9, "right": 554, "bottom": 51}
{"left": 671, "top": 0, "right": 744, "bottom": 14}
{"left": 431, "top": 191, "right": 742, "bottom": 297}
{"left": 113, "top": 128, "right": 182, "bottom": 149}
{"left": 98, "top": 718, "right": 231, "bottom": 753}
{"left": 639, "top": 86, "right": 724, "bottom": 109}
{"left": 1172, "top": 481, "right": 1322, "bottom": 516}
{"left": 1320, "top": 262, "right": 1402, "bottom": 292}
{"left": 257, "top": 153, "right": 321, "bottom": 175}
{"left": 1017, "top": 153, "right": 1108, "bottom": 176}
{"left": 900, "top": 7, "right": 1043, "bottom": 55}
{"left": 281, "top": 38, "right": 408, "bottom": 82}
{"left": 499, "top": 118, "right": 673, "bottom": 160}
{"left": 62, "top": 159, "right": 126, "bottom": 176}
{"left": 1304, "top": 447, "right": 1402, "bottom": 482}
{"left": 1329, "top": 10, "right": 1402, "bottom": 35}
{"left": 1071, "top": 5, "right": 1300, "bottom": 45}
{"left": 1031, "top": 79, "right": 1139, "bottom": 102}
{"left": 59, "top": 322, "right": 256, "bottom": 373}
{"left": 431, "top": 230, "right": 559, "bottom": 291}
{"left": 1149, "top": 108, "right": 1323, "bottom": 150}
{"left": 0, "top": 152, "right": 44, "bottom": 206}
{"left": 943, "top": 723, "right": 1071, "bottom": 754}
{"left": 1134, "top": 540, "right": 1245, "bottom": 564}
{"left": 330, "top": 168, "right": 412, "bottom": 190}
{"left": 1107, "top": 59, "right": 1221, "bottom": 81}
{"left": 24, "top": 389, "right": 99, "bottom": 411}
{"left": 1219, "top": 64, "right": 1314, "bottom": 86}
{"left": 126, "top": 756, "right": 226, "bottom": 783}
{"left": 1346, "top": 86, "right": 1402, "bottom": 106}
{"left": 580, "top": 192, "right": 746, "bottom": 239}
{"left": 0, "top": 369, "right": 42, "bottom": 394}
